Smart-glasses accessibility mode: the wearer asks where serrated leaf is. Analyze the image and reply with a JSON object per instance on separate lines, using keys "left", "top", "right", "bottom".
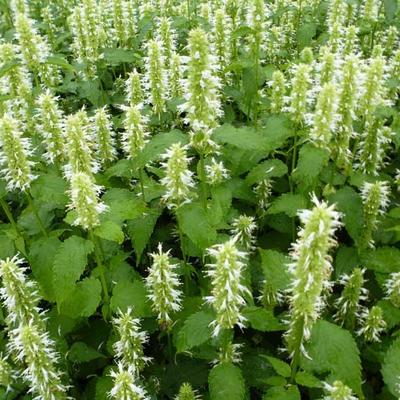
{"left": 242, "top": 307, "right": 285, "bottom": 331}
{"left": 329, "top": 187, "right": 363, "bottom": 244}
{"left": 126, "top": 207, "right": 161, "bottom": 266}
{"left": 176, "top": 202, "right": 217, "bottom": 250}
{"left": 295, "top": 371, "right": 322, "bottom": 388}
{"left": 60, "top": 277, "right": 102, "bottom": 318}
{"left": 30, "top": 173, "right": 68, "bottom": 208}
{"left": 262, "top": 385, "right": 300, "bottom": 400}
{"left": 383, "top": 0, "right": 398, "bottom": 20}
{"left": 292, "top": 144, "right": 329, "bottom": 187}
{"left": 110, "top": 280, "right": 153, "bottom": 317}
{"left": 213, "top": 124, "right": 268, "bottom": 151}
{"left": 46, "top": 55, "right": 75, "bottom": 72}
{"left": 102, "top": 48, "right": 138, "bottom": 64}
{"left": 268, "top": 193, "right": 308, "bottom": 217}
{"left": 361, "top": 246, "right": 400, "bottom": 273}
{"left": 68, "top": 341, "right": 106, "bottom": 363}
{"left": 176, "top": 311, "right": 214, "bottom": 353}
{"left": 102, "top": 188, "right": 146, "bottom": 224}
{"left": 94, "top": 220, "right": 125, "bottom": 244}
{"left": 0, "top": 235, "right": 15, "bottom": 260}
{"left": 301, "top": 320, "right": 362, "bottom": 396}
{"left": 246, "top": 159, "right": 288, "bottom": 186}
{"left": 135, "top": 130, "right": 189, "bottom": 168}
{"left": 52, "top": 236, "right": 94, "bottom": 305}
{"left": 209, "top": 363, "right": 245, "bottom": 400}
{"left": 382, "top": 337, "right": 400, "bottom": 397}
{"left": 259, "top": 249, "right": 291, "bottom": 292}
{"left": 29, "top": 237, "right": 61, "bottom": 301}
{"left": 297, "top": 22, "right": 317, "bottom": 48}
{"left": 263, "top": 356, "right": 291, "bottom": 378}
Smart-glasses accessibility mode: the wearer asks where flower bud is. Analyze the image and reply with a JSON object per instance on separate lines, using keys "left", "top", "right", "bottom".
{"left": 357, "top": 305, "right": 386, "bottom": 342}
{"left": 384, "top": 272, "right": 400, "bottom": 307}
{"left": 109, "top": 364, "right": 149, "bottom": 400}
{"left": 323, "top": 380, "right": 357, "bottom": 400}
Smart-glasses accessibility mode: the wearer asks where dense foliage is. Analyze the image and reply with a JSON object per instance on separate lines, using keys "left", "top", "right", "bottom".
{"left": 0, "top": 0, "right": 399, "bottom": 399}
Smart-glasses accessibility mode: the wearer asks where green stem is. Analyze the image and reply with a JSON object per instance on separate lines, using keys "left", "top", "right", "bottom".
{"left": 290, "top": 316, "right": 305, "bottom": 382}
{"left": 138, "top": 168, "right": 146, "bottom": 203}
{"left": 26, "top": 191, "right": 48, "bottom": 237}
{"left": 0, "top": 197, "right": 19, "bottom": 234}
{"left": 89, "top": 230, "right": 110, "bottom": 305}
{"left": 199, "top": 153, "right": 208, "bottom": 211}
{"left": 177, "top": 218, "right": 189, "bottom": 294}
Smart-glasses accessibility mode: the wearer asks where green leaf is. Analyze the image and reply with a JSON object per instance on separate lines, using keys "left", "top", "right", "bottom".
{"left": 45, "top": 55, "right": 75, "bottom": 72}
{"left": 126, "top": 206, "right": 161, "bottom": 266}
{"left": 259, "top": 249, "right": 291, "bottom": 292}
{"left": 102, "top": 188, "right": 146, "bottom": 224}
{"left": 60, "top": 277, "right": 102, "bottom": 318}
{"left": 383, "top": 0, "right": 398, "bottom": 20}
{"left": 102, "top": 48, "right": 139, "bottom": 64}
{"left": 68, "top": 341, "right": 105, "bottom": 363}
{"left": 245, "top": 159, "right": 288, "bottom": 186}
{"left": 29, "top": 237, "right": 61, "bottom": 301}
{"left": 292, "top": 144, "right": 329, "bottom": 187}
{"left": 268, "top": 193, "right": 308, "bottom": 217}
{"left": 30, "top": 173, "right": 68, "bottom": 208}
{"left": 209, "top": 363, "right": 245, "bottom": 400}
{"left": 176, "top": 311, "right": 214, "bottom": 353}
{"left": 176, "top": 202, "right": 217, "bottom": 250}
{"left": 263, "top": 356, "right": 291, "bottom": 378}
{"left": 361, "top": 246, "right": 400, "bottom": 274}
{"left": 213, "top": 124, "right": 268, "bottom": 151}
{"left": 301, "top": 320, "right": 362, "bottom": 396}
{"left": 382, "top": 337, "right": 400, "bottom": 397}
{"left": 329, "top": 187, "right": 363, "bottom": 244}
{"left": 110, "top": 280, "right": 153, "bottom": 317}
{"left": 94, "top": 220, "right": 125, "bottom": 244}
{"left": 242, "top": 307, "right": 285, "bottom": 331}
{"left": 259, "top": 115, "right": 294, "bottom": 153}
{"left": 295, "top": 371, "right": 322, "bottom": 388}
{"left": 52, "top": 236, "right": 94, "bottom": 305}
{"left": 262, "top": 385, "right": 300, "bottom": 400}
{"left": 0, "top": 235, "right": 15, "bottom": 260}
{"left": 297, "top": 23, "right": 317, "bottom": 48}
{"left": 135, "top": 130, "right": 188, "bottom": 168}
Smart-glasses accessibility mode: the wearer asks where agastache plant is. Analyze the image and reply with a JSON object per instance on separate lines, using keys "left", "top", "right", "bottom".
{"left": 143, "top": 39, "right": 168, "bottom": 117}
{"left": 323, "top": 380, "right": 358, "bottom": 400}
{"left": 334, "top": 268, "right": 368, "bottom": 330}
{"left": 112, "top": 307, "right": 151, "bottom": 374}
{"left": 145, "top": 244, "right": 182, "bottom": 329}
{"left": 357, "top": 305, "right": 386, "bottom": 342}
{"left": 179, "top": 28, "right": 222, "bottom": 155}
{"left": 0, "top": 256, "right": 42, "bottom": 327}
{"left": 360, "top": 181, "right": 390, "bottom": 249}
{"left": 160, "top": 143, "right": 195, "bottom": 208}
{"left": 204, "top": 239, "right": 250, "bottom": 336}
{"left": 0, "top": 113, "right": 36, "bottom": 192}
{"left": 109, "top": 364, "right": 149, "bottom": 400}
{"left": 67, "top": 171, "right": 108, "bottom": 230}
{"left": 35, "top": 90, "right": 65, "bottom": 165}
{"left": 9, "top": 323, "right": 68, "bottom": 400}
{"left": 64, "top": 109, "right": 99, "bottom": 179}
{"left": 231, "top": 215, "right": 257, "bottom": 251}
{"left": 126, "top": 69, "right": 144, "bottom": 106}
{"left": 121, "top": 105, "right": 150, "bottom": 160}
{"left": 284, "top": 196, "right": 341, "bottom": 365}
{"left": 176, "top": 382, "right": 201, "bottom": 400}
{"left": 384, "top": 272, "right": 400, "bottom": 307}
{"left": 92, "top": 106, "right": 117, "bottom": 167}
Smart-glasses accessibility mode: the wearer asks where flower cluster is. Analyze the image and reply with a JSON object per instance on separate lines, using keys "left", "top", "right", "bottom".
{"left": 285, "top": 196, "right": 341, "bottom": 358}
{"left": 160, "top": 143, "right": 195, "bottom": 208}
{"left": 204, "top": 239, "right": 250, "bottom": 336}
{"left": 145, "top": 244, "right": 182, "bottom": 328}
